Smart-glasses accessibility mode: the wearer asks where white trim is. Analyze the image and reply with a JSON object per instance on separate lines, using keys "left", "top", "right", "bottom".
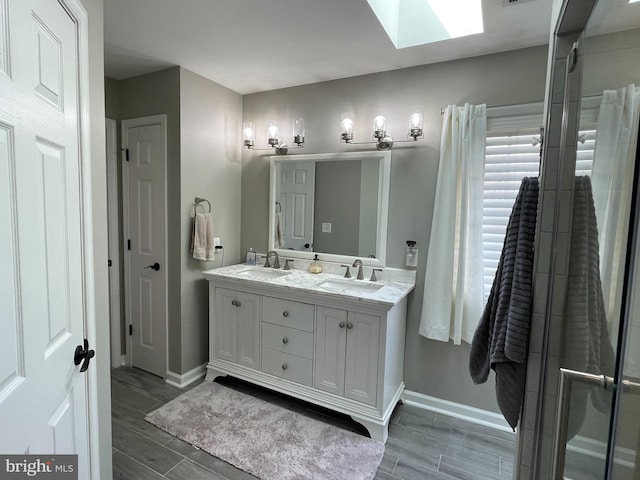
{"left": 121, "top": 115, "right": 168, "bottom": 378}
{"left": 268, "top": 151, "right": 391, "bottom": 268}
{"left": 120, "top": 355, "right": 126, "bottom": 367}
{"left": 59, "top": 0, "right": 105, "bottom": 477}
{"left": 106, "top": 118, "right": 121, "bottom": 369}
{"left": 567, "top": 435, "right": 636, "bottom": 470}
{"left": 403, "top": 389, "right": 515, "bottom": 433}
{"left": 404, "top": 390, "right": 637, "bottom": 468}
{"left": 166, "top": 364, "right": 207, "bottom": 389}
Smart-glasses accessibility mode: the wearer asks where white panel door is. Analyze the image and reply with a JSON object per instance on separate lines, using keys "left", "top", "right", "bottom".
{"left": 124, "top": 118, "right": 166, "bottom": 378}
{"left": 0, "top": 0, "right": 94, "bottom": 476}
{"left": 279, "top": 161, "right": 315, "bottom": 250}
{"left": 314, "top": 307, "right": 347, "bottom": 396}
{"left": 344, "top": 312, "right": 380, "bottom": 406}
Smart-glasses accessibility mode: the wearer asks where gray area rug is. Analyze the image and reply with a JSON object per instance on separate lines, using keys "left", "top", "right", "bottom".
{"left": 145, "top": 381, "right": 384, "bottom": 480}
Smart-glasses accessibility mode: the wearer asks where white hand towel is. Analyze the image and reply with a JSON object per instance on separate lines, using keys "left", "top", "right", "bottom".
{"left": 275, "top": 212, "right": 284, "bottom": 248}
{"left": 192, "top": 212, "right": 215, "bottom": 261}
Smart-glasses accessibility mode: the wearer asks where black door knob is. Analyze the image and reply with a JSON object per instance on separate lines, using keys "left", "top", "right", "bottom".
{"left": 145, "top": 262, "right": 160, "bottom": 271}
{"left": 303, "top": 243, "right": 310, "bottom": 249}
{"left": 74, "top": 339, "right": 95, "bottom": 373}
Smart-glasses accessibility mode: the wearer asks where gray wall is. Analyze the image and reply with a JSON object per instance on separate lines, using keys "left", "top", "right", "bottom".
{"left": 105, "top": 66, "right": 243, "bottom": 375}
{"left": 179, "top": 67, "right": 243, "bottom": 373}
{"left": 115, "top": 67, "right": 183, "bottom": 373}
{"left": 314, "top": 160, "right": 361, "bottom": 255}
{"left": 241, "top": 45, "right": 550, "bottom": 412}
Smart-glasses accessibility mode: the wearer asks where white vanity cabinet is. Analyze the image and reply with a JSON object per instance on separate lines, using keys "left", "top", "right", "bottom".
{"left": 204, "top": 270, "right": 410, "bottom": 442}
{"left": 213, "top": 288, "right": 261, "bottom": 370}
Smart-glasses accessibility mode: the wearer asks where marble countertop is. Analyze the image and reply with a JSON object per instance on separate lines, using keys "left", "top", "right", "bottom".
{"left": 202, "top": 263, "right": 415, "bottom": 309}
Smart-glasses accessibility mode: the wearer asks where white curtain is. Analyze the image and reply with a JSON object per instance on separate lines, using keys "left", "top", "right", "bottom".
{"left": 591, "top": 84, "right": 640, "bottom": 330}
{"left": 419, "top": 104, "right": 487, "bottom": 344}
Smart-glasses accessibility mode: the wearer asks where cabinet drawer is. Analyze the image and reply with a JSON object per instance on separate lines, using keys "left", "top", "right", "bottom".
{"left": 262, "top": 296, "right": 314, "bottom": 332}
{"left": 262, "top": 323, "right": 313, "bottom": 359}
{"left": 261, "top": 348, "right": 313, "bottom": 386}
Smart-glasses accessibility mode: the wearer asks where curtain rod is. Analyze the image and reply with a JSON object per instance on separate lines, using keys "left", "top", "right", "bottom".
{"left": 440, "top": 93, "right": 603, "bottom": 115}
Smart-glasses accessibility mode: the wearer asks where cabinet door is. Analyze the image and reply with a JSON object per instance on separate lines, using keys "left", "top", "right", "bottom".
{"left": 344, "top": 312, "right": 380, "bottom": 406}
{"left": 236, "top": 291, "right": 261, "bottom": 369}
{"left": 214, "top": 288, "right": 237, "bottom": 362}
{"left": 314, "top": 307, "right": 347, "bottom": 396}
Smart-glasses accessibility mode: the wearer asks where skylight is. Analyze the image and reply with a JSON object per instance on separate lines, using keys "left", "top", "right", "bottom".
{"left": 367, "top": 0, "right": 484, "bottom": 49}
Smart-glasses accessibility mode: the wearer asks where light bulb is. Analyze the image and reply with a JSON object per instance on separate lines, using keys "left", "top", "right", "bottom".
{"left": 243, "top": 122, "right": 255, "bottom": 148}
{"left": 373, "top": 115, "right": 386, "bottom": 139}
{"left": 293, "top": 118, "right": 305, "bottom": 145}
{"left": 267, "top": 122, "right": 279, "bottom": 146}
{"left": 341, "top": 118, "right": 353, "bottom": 133}
{"left": 409, "top": 109, "right": 424, "bottom": 140}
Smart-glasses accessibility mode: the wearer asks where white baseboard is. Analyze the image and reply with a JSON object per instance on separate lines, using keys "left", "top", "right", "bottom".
{"left": 403, "top": 389, "right": 515, "bottom": 433}
{"left": 567, "top": 435, "right": 636, "bottom": 469}
{"left": 404, "top": 390, "right": 637, "bottom": 468}
{"left": 166, "top": 363, "right": 207, "bottom": 389}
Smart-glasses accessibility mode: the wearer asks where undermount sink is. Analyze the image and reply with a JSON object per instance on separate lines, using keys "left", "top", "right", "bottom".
{"left": 236, "top": 267, "right": 291, "bottom": 280}
{"left": 316, "top": 278, "right": 383, "bottom": 294}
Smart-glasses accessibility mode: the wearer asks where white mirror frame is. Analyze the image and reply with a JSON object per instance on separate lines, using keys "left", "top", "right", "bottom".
{"left": 268, "top": 151, "right": 391, "bottom": 267}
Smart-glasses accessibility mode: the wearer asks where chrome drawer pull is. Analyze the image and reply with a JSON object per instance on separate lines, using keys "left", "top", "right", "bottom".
{"left": 282, "top": 337, "right": 289, "bottom": 344}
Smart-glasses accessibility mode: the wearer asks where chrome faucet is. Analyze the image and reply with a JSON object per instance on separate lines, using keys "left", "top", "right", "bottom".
{"left": 265, "top": 251, "right": 280, "bottom": 269}
{"left": 352, "top": 259, "right": 364, "bottom": 280}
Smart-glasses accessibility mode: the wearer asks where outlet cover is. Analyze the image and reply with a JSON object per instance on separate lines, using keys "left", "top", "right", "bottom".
{"left": 322, "top": 223, "right": 332, "bottom": 233}
{"left": 213, "top": 237, "right": 221, "bottom": 247}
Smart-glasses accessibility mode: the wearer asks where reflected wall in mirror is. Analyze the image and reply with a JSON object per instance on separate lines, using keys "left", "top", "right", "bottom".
{"left": 269, "top": 151, "right": 390, "bottom": 266}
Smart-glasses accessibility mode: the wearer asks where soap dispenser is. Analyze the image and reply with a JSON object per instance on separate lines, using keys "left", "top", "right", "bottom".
{"left": 245, "top": 247, "right": 257, "bottom": 265}
{"left": 309, "top": 254, "right": 323, "bottom": 274}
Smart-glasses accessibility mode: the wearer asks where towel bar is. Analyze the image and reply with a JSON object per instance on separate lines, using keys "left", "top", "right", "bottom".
{"left": 194, "top": 197, "right": 211, "bottom": 213}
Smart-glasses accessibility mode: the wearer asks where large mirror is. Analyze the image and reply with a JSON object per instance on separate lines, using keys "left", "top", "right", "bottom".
{"left": 268, "top": 151, "right": 391, "bottom": 266}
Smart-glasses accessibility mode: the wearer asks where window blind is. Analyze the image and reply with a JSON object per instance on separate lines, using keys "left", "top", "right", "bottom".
{"left": 481, "top": 104, "right": 597, "bottom": 300}
{"left": 483, "top": 129, "right": 542, "bottom": 299}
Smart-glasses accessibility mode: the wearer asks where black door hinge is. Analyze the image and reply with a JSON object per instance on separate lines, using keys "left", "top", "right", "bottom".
{"left": 127, "top": 239, "right": 131, "bottom": 250}
{"left": 125, "top": 148, "right": 130, "bottom": 162}
{"left": 129, "top": 325, "right": 133, "bottom": 336}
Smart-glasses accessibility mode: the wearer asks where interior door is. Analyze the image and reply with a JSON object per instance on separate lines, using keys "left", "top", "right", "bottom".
{"left": 123, "top": 116, "right": 167, "bottom": 378}
{"left": 278, "top": 161, "right": 315, "bottom": 251}
{"left": 0, "top": 0, "right": 94, "bottom": 476}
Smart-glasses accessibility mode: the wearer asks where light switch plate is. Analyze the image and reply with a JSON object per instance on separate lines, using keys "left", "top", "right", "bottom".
{"left": 322, "top": 223, "right": 332, "bottom": 233}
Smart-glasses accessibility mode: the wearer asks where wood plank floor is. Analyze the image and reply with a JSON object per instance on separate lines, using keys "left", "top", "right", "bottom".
{"left": 111, "top": 367, "right": 516, "bottom": 480}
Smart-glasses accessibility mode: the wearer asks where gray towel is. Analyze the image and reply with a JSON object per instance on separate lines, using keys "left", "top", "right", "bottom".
{"left": 469, "top": 177, "right": 538, "bottom": 430}
{"left": 563, "top": 176, "right": 615, "bottom": 439}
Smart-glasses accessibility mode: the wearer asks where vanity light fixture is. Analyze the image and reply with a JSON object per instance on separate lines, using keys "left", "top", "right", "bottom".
{"left": 340, "top": 109, "right": 424, "bottom": 150}
{"left": 243, "top": 118, "right": 306, "bottom": 154}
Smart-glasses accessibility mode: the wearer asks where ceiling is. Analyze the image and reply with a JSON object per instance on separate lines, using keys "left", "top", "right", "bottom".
{"left": 103, "top": 0, "right": 637, "bottom": 96}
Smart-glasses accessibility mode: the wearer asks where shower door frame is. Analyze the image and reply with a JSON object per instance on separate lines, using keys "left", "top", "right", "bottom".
{"left": 520, "top": 0, "right": 640, "bottom": 478}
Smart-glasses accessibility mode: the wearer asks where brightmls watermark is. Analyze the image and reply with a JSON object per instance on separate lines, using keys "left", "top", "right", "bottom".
{"left": 0, "top": 456, "right": 77, "bottom": 479}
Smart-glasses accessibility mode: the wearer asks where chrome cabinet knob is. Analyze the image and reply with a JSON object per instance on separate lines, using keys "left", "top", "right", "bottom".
{"left": 346, "top": 322, "right": 353, "bottom": 329}
{"left": 282, "top": 364, "right": 288, "bottom": 371}
{"left": 283, "top": 311, "right": 289, "bottom": 317}
{"left": 339, "top": 322, "right": 346, "bottom": 328}
{"left": 282, "top": 337, "right": 289, "bottom": 344}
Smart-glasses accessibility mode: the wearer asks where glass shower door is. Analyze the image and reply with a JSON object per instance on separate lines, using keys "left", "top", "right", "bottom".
{"left": 536, "top": 0, "right": 640, "bottom": 478}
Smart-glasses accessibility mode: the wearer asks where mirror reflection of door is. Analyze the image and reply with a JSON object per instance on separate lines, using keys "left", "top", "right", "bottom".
{"left": 278, "top": 161, "right": 315, "bottom": 251}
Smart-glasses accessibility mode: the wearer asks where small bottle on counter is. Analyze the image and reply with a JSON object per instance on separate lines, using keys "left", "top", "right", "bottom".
{"left": 245, "top": 248, "right": 257, "bottom": 265}
{"left": 309, "top": 254, "right": 323, "bottom": 274}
